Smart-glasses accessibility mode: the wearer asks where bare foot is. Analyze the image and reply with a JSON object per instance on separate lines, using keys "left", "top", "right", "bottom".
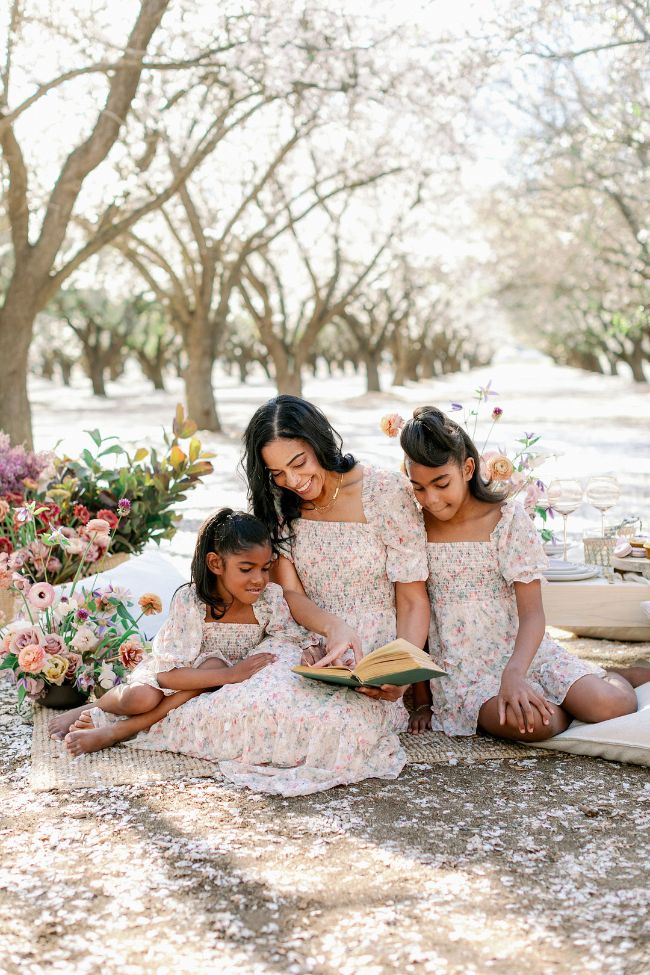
{"left": 71, "top": 712, "right": 95, "bottom": 731}
{"left": 48, "top": 705, "right": 92, "bottom": 739}
{"left": 65, "top": 726, "right": 118, "bottom": 756}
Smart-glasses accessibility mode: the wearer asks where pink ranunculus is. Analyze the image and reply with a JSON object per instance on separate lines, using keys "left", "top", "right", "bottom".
{"left": 18, "top": 643, "right": 47, "bottom": 673}
{"left": 1, "top": 632, "right": 13, "bottom": 658}
{"left": 29, "top": 540, "right": 49, "bottom": 560}
{"left": 70, "top": 625, "right": 99, "bottom": 652}
{"left": 45, "top": 556, "right": 62, "bottom": 574}
{"left": 9, "top": 626, "right": 44, "bottom": 654}
{"left": 27, "top": 582, "right": 56, "bottom": 610}
{"left": 119, "top": 638, "right": 145, "bottom": 668}
{"left": 486, "top": 454, "right": 514, "bottom": 482}
{"left": 62, "top": 651, "right": 83, "bottom": 681}
{"left": 379, "top": 413, "right": 405, "bottom": 438}
{"left": 11, "top": 572, "right": 31, "bottom": 593}
{"left": 8, "top": 549, "right": 28, "bottom": 570}
{"left": 42, "top": 632, "right": 66, "bottom": 655}
{"left": 83, "top": 543, "right": 101, "bottom": 563}
{"left": 84, "top": 518, "right": 111, "bottom": 537}
{"left": 94, "top": 533, "right": 110, "bottom": 554}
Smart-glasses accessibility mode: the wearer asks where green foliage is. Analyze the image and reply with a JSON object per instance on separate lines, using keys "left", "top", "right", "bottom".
{"left": 46, "top": 405, "right": 215, "bottom": 555}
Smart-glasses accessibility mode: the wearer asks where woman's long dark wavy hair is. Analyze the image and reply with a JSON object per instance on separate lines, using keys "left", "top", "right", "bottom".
{"left": 188, "top": 508, "right": 272, "bottom": 620}
{"left": 400, "top": 406, "right": 507, "bottom": 504}
{"left": 242, "top": 395, "right": 357, "bottom": 551}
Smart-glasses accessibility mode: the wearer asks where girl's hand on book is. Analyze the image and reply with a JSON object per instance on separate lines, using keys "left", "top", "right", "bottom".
{"left": 225, "top": 653, "right": 277, "bottom": 684}
{"left": 408, "top": 705, "right": 432, "bottom": 734}
{"left": 314, "top": 622, "right": 363, "bottom": 668}
{"left": 497, "top": 673, "right": 554, "bottom": 735}
{"left": 355, "top": 684, "right": 406, "bottom": 702}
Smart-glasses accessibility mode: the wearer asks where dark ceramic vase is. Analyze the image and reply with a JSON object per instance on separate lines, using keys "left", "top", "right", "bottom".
{"left": 40, "top": 684, "right": 90, "bottom": 710}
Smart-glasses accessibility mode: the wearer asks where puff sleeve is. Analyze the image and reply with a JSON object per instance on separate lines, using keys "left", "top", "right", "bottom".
{"left": 495, "top": 501, "right": 548, "bottom": 586}
{"left": 363, "top": 466, "right": 428, "bottom": 583}
{"left": 253, "top": 582, "right": 318, "bottom": 649}
{"left": 147, "top": 584, "right": 205, "bottom": 673}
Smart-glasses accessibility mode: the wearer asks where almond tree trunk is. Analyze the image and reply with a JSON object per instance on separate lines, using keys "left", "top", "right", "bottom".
{"left": 0, "top": 274, "right": 38, "bottom": 445}
{"left": 184, "top": 326, "right": 221, "bottom": 431}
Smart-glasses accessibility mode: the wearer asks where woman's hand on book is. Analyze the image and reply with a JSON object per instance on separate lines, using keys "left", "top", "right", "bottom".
{"left": 355, "top": 684, "right": 406, "bottom": 702}
{"left": 224, "top": 653, "right": 277, "bottom": 684}
{"left": 313, "top": 621, "right": 363, "bottom": 669}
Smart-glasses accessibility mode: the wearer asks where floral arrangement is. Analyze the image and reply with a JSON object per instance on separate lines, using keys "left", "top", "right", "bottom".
{"left": 0, "top": 405, "right": 214, "bottom": 584}
{"left": 380, "top": 381, "right": 555, "bottom": 541}
{"left": 0, "top": 431, "right": 52, "bottom": 495}
{"left": 0, "top": 496, "right": 161, "bottom": 706}
{"left": 0, "top": 580, "right": 159, "bottom": 706}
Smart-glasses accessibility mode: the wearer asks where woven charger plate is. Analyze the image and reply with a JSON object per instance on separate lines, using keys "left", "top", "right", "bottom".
{"left": 30, "top": 705, "right": 551, "bottom": 793}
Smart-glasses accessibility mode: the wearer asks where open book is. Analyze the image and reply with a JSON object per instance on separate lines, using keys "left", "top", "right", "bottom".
{"left": 292, "top": 638, "right": 446, "bottom": 688}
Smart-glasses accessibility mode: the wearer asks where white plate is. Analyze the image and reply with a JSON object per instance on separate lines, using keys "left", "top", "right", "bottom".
{"left": 545, "top": 568, "right": 602, "bottom": 582}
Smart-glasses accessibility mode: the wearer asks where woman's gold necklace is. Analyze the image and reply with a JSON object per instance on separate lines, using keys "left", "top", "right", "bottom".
{"left": 308, "top": 472, "right": 343, "bottom": 512}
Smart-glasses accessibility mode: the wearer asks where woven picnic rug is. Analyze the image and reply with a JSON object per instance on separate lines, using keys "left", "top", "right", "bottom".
{"left": 30, "top": 705, "right": 549, "bottom": 792}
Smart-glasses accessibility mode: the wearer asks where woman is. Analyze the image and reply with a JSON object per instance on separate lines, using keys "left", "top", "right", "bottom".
{"left": 244, "top": 395, "right": 430, "bottom": 683}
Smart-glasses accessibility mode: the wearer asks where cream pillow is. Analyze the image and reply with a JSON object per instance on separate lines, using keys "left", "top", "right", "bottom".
{"left": 532, "top": 681, "right": 650, "bottom": 767}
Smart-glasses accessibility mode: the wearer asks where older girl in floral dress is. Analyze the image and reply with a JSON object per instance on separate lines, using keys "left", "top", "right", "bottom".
{"left": 397, "top": 406, "right": 646, "bottom": 741}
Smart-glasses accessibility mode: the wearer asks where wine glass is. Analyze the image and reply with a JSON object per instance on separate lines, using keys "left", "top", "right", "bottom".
{"left": 547, "top": 479, "right": 583, "bottom": 561}
{"left": 585, "top": 475, "right": 621, "bottom": 537}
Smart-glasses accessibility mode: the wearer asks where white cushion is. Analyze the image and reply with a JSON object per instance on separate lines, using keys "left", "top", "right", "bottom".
{"left": 533, "top": 681, "right": 650, "bottom": 767}
{"left": 58, "top": 551, "right": 188, "bottom": 639}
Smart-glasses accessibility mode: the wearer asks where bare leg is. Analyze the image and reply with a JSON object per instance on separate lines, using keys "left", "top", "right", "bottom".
{"left": 478, "top": 697, "right": 571, "bottom": 742}
{"left": 65, "top": 688, "right": 200, "bottom": 756}
{"left": 562, "top": 673, "right": 637, "bottom": 723}
{"left": 64, "top": 657, "right": 229, "bottom": 756}
{"left": 49, "top": 683, "right": 164, "bottom": 739}
{"left": 606, "top": 664, "right": 650, "bottom": 689}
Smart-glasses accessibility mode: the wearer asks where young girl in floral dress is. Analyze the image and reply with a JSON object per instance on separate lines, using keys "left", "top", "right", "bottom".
{"left": 63, "top": 508, "right": 413, "bottom": 796}
{"left": 396, "top": 406, "right": 647, "bottom": 741}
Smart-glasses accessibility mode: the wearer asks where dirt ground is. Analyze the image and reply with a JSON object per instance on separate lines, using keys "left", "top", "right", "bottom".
{"left": 1, "top": 636, "right": 649, "bottom": 975}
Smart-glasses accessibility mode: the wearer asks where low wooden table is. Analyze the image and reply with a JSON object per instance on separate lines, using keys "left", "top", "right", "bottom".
{"left": 542, "top": 578, "right": 650, "bottom": 640}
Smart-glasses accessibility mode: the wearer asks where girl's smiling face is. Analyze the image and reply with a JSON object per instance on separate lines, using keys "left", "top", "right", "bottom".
{"left": 207, "top": 542, "right": 273, "bottom": 606}
{"left": 406, "top": 457, "right": 474, "bottom": 521}
{"left": 261, "top": 438, "right": 329, "bottom": 504}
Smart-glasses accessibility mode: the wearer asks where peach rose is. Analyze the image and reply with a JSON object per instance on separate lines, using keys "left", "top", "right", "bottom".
{"left": 41, "top": 654, "right": 68, "bottom": 685}
{"left": 42, "top": 633, "right": 66, "bottom": 655}
{"left": 70, "top": 625, "right": 99, "bottom": 652}
{"left": 379, "top": 413, "right": 405, "bottom": 438}
{"left": 119, "top": 638, "right": 145, "bottom": 668}
{"left": 84, "top": 518, "right": 111, "bottom": 537}
{"left": 18, "top": 643, "right": 47, "bottom": 673}
{"left": 138, "top": 593, "right": 163, "bottom": 616}
{"left": 485, "top": 454, "right": 514, "bottom": 482}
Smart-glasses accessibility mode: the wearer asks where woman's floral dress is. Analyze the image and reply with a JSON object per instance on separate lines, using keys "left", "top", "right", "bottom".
{"left": 425, "top": 500, "right": 605, "bottom": 736}
{"left": 113, "top": 469, "right": 428, "bottom": 797}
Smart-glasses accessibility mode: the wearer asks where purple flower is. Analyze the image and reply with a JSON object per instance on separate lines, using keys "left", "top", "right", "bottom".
{"left": 0, "top": 433, "right": 51, "bottom": 495}
{"left": 117, "top": 498, "right": 131, "bottom": 515}
{"left": 536, "top": 480, "right": 545, "bottom": 491}
{"left": 75, "top": 670, "right": 95, "bottom": 691}
{"left": 476, "top": 381, "right": 498, "bottom": 402}
{"left": 491, "top": 407, "right": 503, "bottom": 421}
{"left": 450, "top": 403, "right": 463, "bottom": 412}
{"left": 75, "top": 608, "right": 90, "bottom": 622}
{"left": 524, "top": 432, "right": 536, "bottom": 440}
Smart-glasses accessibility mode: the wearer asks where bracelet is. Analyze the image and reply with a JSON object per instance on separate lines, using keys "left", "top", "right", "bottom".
{"left": 412, "top": 704, "right": 430, "bottom": 713}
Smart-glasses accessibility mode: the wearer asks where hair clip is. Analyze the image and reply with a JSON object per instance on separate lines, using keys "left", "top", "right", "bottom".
{"left": 379, "top": 413, "right": 406, "bottom": 438}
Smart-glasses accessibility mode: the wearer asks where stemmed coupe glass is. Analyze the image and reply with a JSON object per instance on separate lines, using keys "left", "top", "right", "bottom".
{"left": 584, "top": 475, "right": 621, "bottom": 537}
{"left": 546, "top": 479, "right": 583, "bottom": 561}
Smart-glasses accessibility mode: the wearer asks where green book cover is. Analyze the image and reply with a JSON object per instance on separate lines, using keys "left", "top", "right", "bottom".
{"left": 292, "top": 664, "right": 446, "bottom": 688}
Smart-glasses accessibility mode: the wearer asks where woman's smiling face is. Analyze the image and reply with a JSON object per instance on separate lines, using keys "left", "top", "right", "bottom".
{"left": 261, "top": 438, "right": 328, "bottom": 503}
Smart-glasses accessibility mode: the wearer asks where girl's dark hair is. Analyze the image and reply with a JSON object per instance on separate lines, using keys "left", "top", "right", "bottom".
{"left": 242, "top": 395, "right": 357, "bottom": 551}
{"left": 400, "top": 406, "right": 506, "bottom": 504}
{"left": 190, "top": 508, "right": 271, "bottom": 620}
